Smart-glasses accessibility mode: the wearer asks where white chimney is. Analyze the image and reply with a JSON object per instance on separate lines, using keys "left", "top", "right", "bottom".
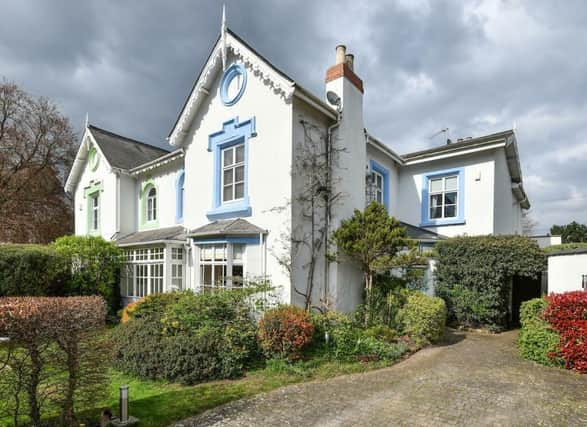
{"left": 325, "top": 45, "right": 366, "bottom": 311}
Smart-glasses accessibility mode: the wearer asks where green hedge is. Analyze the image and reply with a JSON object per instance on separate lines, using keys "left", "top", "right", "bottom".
{"left": 543, "top": 242, "right": 587, "bottom": 253}
{"left": 397, "top": 291, "right": 446, "bottom": 346}
{"left": 435, "top": 235, "right": 546, "bottom": 330}
{"left": 52, "top": 235, "right": 122, "bottom": 313}
{"left": 0, "top": 237, "right": 122, "bottom": 314}
{"left": 0, "top": 244, "right": 70, "bottom": 296}
{"left": 518, "top": 298, "right": 562, "bottom": 367}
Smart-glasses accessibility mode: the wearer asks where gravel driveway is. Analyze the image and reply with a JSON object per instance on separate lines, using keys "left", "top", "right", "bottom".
{"left": 174, "top": 330, "right": 587, "bottom": 426}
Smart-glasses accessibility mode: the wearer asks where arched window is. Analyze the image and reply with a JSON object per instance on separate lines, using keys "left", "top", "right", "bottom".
{"left": 147, "top": 187, "right": 157, "bottom": 222}
{"left": 176, "top": 170, "right": 185, "bottom": 223}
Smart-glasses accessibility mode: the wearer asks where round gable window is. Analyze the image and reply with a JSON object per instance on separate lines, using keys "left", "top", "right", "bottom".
{"left": 88, "top": 147, "right": 100, "bottom": 171}
{"left": 220, "top": 64, "right": 247, "bottom": 106}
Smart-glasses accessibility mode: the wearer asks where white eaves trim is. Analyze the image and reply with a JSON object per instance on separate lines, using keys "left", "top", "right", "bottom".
{"left": 64, "top": 127, "right": 113, "bottom": 194}
{"left": 402, "top": 141, "right": 506, "bottom": 166}
{"left": 129, "top": 149, "right": 185, "bottom": 175}
{"left": 168, "top": 31, "right": 295, "bottom": 147}
{"left": 366, "top": 133, "right": 405, "bottom": 165}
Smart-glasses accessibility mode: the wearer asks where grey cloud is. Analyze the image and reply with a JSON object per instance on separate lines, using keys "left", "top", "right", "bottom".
{"left": 0, "top": 0, "right": 585, "bottom": 233}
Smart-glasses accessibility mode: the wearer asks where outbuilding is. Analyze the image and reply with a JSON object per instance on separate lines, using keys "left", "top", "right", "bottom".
{"left": 547, "top": 248, "right": 587, "bottom": 294}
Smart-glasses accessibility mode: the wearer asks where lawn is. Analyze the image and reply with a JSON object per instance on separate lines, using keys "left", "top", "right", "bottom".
{"left": 73, "top": 356, "right": 397, "bottom": 427}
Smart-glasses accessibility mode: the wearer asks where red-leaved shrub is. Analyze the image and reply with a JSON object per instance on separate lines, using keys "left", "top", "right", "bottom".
{"left": 544, "top": 291, "right": 587, "bottom": 373}
{"left": 258, "top": 305, "right": 314, "bottom": 360}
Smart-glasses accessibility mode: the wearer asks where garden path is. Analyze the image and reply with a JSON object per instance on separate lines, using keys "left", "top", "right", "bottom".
{"left": 174, "top": 330, "right": 587, "bottom": 426}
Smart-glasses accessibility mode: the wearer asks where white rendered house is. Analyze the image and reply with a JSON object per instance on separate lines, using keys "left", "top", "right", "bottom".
{"left": 65, "top": 25, "right": 530, "bottom": 310}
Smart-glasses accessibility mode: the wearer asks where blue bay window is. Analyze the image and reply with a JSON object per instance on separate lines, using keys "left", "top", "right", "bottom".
{"left": 207, "top": 117, "right": 256, "bottom": 220}
{"left": 420, "top": 167, "right": 465, "bottom": 227}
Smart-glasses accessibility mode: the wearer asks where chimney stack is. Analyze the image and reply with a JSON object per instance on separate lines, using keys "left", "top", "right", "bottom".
{"left": 345, "top": 54, "right": 354, "bottom": 71}
{"left": 325, "top": 45, "right": 363, "bottom": 94}
{"left": 335, "top": 45, "right": 346, "bottom": 65}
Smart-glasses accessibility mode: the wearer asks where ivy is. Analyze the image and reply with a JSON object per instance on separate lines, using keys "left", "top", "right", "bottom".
{"left": 435, "top": 235, "right": 546, "bottom": 330}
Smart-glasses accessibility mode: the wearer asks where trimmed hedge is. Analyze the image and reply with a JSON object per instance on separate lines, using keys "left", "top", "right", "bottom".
{"left": 0, "top": 244, "right": 70, "bottom": 296}
{"left": 112, "top": 290, "right": 259, "bottom": 384}
{"left": 53, "top": 235, "right": 122, "bottom": 313}
{"left": 397, "top": 291, "right": 446, "bottom": 346}
{"left": 435, "top": 235, "right": 546, "bottom": 330}
{"left": 518, "top": 298, "right": 561, "bottom": 367}
{"left": 0, "top": 237, "right": 122, "bottom": 314}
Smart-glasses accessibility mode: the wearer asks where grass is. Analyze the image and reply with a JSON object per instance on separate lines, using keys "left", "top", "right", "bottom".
{"left": 71, "top": 354, "right": 399, "bottom": 427}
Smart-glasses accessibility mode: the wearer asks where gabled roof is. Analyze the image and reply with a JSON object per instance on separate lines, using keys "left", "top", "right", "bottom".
{"left": 88, "top": 125, "right": 170, "bottom": 170}
{"left": 167, "top": 28, "right": 338, "bottom": 146}
{"left": 117, "top": 226, "right": 186, "bottom": 246}
{"left": 189, "top": 218, "right": 267, "bottom": 237}
{"left": 401, "top": 130, "right": 515, "bottom": 161}
{"left": 400, "top": 129, "right": 530, "bottom": 209}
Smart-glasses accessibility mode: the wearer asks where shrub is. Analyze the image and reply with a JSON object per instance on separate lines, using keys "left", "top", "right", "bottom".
{"left": 52, "top": 235, "right": 123, "bottom": 314}
{"left": 0, "top": 244, "right": 70, "bottom": 297}
{"left": 111, "top": 316, "right": 166, "bottom": 379}
{"left": 112, "top": 290, "right": 259, "bottom": 384}
{"left": 0, "top": 296, "right": 108, "bottom": 427}
{"left": 544, "top": 291, "right": 587, "bottom": 372}
{"left": 435, "top": 235, "right": 546, "bottom": 330}
{"left": 312, "top": 311, "right": 407, "bottom": 362}
{"left": 397, "top": 291, "right": 446, "bottom": 346}
{"left": 518, "top": 298, "right": 561, "bottom": 367}
{"left": 543, "top": 242, "right": 587, "bottom": 253}
{"left": 258, "top": 305, "right": 314, "bottom": 360}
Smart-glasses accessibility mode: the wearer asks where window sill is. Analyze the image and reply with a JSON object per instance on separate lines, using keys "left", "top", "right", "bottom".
{"left": 207, "top": 199, "right": 252, "bottom": 220}
{"left": 140, "top": 220, "right": 159, "bottom": 230}
{"left": 420, "top": 218, "right": 466, "bottom": 227}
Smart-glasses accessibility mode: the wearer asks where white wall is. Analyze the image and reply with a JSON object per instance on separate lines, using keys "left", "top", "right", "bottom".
{"left": 182, "top": 52, "right": 293, "bottom": 302}
{"left": 493, "top": 148, "right": 522, "bottom": 234}
{"left": 548, "top": 253, "right": 587, "bottom": 293}
{"left": 73, "top": 140, "right": 118, "bottom": 240}
{"left": 135, "top": 160, "right": 184, "bottom": 231}
{"left": 119, "top": 174, "right": 137, "bottom": 235}
{"left": 397, "top": 151, "right": 496, "bottom": 236}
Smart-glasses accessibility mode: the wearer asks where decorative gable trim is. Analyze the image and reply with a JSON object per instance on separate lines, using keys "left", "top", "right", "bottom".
{"left": 168, "top": 31, "right": 294, "bottom": 147}
{"left": 64, "top": 127, "right": 113, "bottom": 193}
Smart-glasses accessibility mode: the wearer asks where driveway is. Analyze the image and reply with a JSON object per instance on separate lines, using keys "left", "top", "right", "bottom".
{"left": 176, "top": 330, "right": 587, "bottom": 426}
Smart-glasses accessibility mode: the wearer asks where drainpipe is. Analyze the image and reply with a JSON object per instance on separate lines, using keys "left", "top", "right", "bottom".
{"left": 324, "top": 110, "right": 341, "bottom": 307}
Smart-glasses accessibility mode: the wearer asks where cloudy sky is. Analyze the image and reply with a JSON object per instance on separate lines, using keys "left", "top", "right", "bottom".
{"left": 1, "top": 0, "right": 585, "bottom": 233}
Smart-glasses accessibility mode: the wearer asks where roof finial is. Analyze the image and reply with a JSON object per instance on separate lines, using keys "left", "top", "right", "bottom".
{"left": 85, "top": 112, "right": 89, "bottom": 128}
{"left": 513, "top": 120, "right": 517, "bottom": 132}
{"left": 221, "top": 4, "right": 227, "bottom": 70}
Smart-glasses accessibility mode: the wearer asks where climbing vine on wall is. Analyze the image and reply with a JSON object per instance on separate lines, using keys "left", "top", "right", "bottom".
{"left": 435, "top": 235, "right": 546, "bottom": 330}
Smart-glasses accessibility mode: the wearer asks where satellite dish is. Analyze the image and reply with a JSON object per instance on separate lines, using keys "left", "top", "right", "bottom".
{"left": 326, "top": 91, "right": 341, "bottom": 109}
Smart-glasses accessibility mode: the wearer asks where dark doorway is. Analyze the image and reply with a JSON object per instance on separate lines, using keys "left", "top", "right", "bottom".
{"left": 511, "top": 275, "right": 542, "bottom": 326}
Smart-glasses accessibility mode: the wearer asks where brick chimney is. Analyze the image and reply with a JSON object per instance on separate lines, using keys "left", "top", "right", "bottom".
{"left": 325, "top": 45, "right": 364, "bottom": 98}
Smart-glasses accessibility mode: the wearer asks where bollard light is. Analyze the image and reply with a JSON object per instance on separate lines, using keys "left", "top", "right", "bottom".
{"left": 120, "top": 385, "right": 129, "bottom": 423}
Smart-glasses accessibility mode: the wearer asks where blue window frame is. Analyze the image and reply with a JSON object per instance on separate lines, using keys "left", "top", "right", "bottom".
{"left": 420, "top": 167, "right": 465, "bottom": 227}
{"left": 175, "top": 169, "right": 185, "bottom": 223}
{"left": 220, "top": 64, "right": 247, "bottom": 106}
{"left": 207, "top": 117, "right": 256, "bottom": 220}
{"left": 368, "top": 160, "right": 390, "bottom": 210}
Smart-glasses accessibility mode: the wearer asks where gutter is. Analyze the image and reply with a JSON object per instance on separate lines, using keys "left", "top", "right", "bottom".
{"left": 129, "top": 149, "right": 185, "bottom": 175}
{"left": 293, "top": 85, "right": 338, "bottom": 120}
{"left": 366, "top": 132, "right": 405, "bottom": 165}
{"left": 117, "top": 239, "right": 187, "bottom": 248}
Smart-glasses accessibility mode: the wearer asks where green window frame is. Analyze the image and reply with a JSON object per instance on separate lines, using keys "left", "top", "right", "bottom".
{"left": 139, "top": 179, "right": 159, "bottom": 230}
{"left": 84, "top": 181, "right": 103, "bottom": 235}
